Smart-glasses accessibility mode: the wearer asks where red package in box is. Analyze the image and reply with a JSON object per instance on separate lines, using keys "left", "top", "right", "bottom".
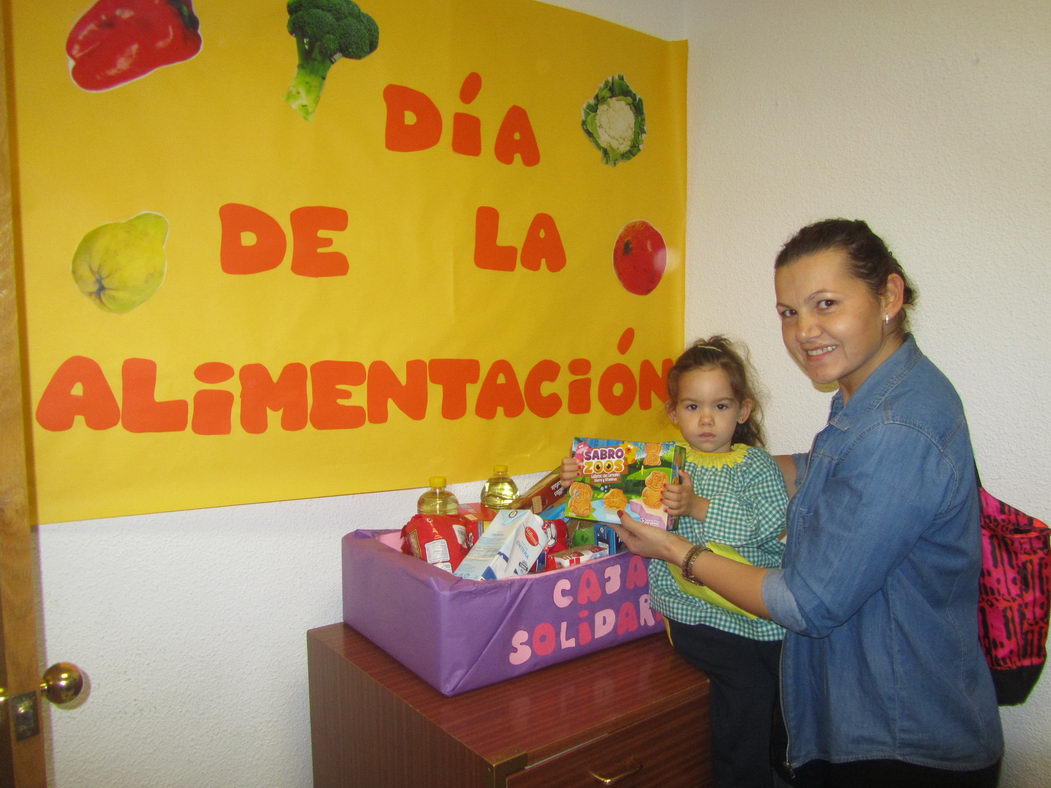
{"left": 552, "top": 544, "right": 610, "bottom": 568}
{"left": 459, "top": 502, "right": 497, "bottom": 529}
{"left": 533, "top": 518, "right": 569, "bottom": 572}
{"left": 400, "top": 514, "right": 479, "bottom": 572}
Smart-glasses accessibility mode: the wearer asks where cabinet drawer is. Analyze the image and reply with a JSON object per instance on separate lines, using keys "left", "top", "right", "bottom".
{"left": 507, "top": 702, "right": 710, "bottom": 787}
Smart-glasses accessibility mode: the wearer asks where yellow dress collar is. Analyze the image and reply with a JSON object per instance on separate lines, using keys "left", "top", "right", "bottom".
{"left": 682, "top": 442, "right": 749, "bottom": 468}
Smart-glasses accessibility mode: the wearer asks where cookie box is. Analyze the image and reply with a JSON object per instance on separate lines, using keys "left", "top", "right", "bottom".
{"left": 567, "top": 437, "right": 686, "bottom": 530}
{"left": 342, "top": 528, "right": 664, "bottom": 696}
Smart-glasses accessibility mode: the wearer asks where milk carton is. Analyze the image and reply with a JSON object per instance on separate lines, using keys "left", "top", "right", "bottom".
{"left": 454, "top": 509, "right": 550, "bottom": 580}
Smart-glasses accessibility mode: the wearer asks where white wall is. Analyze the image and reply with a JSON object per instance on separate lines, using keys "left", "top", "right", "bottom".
{"left": 33, "top": 1, "right": 1050, "bottom": 786}
{"left": 684, "top": 2, "right": 1051, "bottom": 787}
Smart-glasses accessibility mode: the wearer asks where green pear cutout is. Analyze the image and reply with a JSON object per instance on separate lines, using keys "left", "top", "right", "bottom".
{"left": 72, "top": 212, "right": 168, "bottom": 313}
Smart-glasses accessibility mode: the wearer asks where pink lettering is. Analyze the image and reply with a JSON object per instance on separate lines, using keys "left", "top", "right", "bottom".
{"left": 617, "top": 601, "right": 640, "bottom": 634}
{"left": 552, "top": 577, "right": 573, "bottom": 608}
{"left": 577, "top": 569, "right": 601, "bottom": 604}
{"left": 508, "top": 629, "right": 531, "bottom": 665}
{"left": 639, "top": 594, "right": 659, "bottom": 627}
{"left": 559, "top": 620, "right": 576, "bottom": 649}
{"left": 603, "top": 563, "right": 622, "bottom": 594}
{"left": 593, "top": 608, "right": 616, "bottom": 639}
{"left": 533, "top": 622, "right": 556, "bottom": 656}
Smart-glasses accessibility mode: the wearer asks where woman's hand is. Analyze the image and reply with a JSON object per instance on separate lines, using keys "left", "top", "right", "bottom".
{"left": 560, "top": 456, "right": 580, "bottom": 484}
{"left": 612, "top": 509, "right": 771, "bottom": 618}
{"left": 610, "top": 509, "right": 693, "bottom": 564}
{"left": 662, "top": 471, "right": 710, "bottom": 521}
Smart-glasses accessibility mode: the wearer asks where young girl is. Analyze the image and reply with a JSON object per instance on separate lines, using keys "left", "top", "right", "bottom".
{"left": 562, "top": 336, "right": 788, "bottom": 788}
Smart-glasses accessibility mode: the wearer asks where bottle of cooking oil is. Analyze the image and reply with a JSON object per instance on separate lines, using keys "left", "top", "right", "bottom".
{"left": 417, "top": 476, "right": 460, "bottom": 515}
{"left": 481, "top": 465, "right": 519, "bottom": 510}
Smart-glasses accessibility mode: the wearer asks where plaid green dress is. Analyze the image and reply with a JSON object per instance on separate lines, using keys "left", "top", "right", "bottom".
{"left": 648, "top": 443, "right": 787, "bottom": 640}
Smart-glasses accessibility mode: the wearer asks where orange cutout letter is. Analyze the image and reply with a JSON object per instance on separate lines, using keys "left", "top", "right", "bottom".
{"left": 520, "top": 213, "right": 566, "bottom": 272}
{"left": 290, "top": 206, "right": 350, "bottom": 277}
{"left": 474, "top": 206, "right": 517, "bottom": 271}
{"left": 122, "top": 358, "right": 189, "bottom": 432}
{"left": 384, "top": 84, "right": 442, "bottom": 152}
{"left": 220, "top": 203, "right": 286, "bottom": 274}
{"left": 494, "top": 105, "right": 540, "bottom": 166}
{"left": 35, "top": 355, "right": 120, "bottom": 431}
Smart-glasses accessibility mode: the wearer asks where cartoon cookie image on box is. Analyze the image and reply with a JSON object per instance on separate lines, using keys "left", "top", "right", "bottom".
{"left": 568, "top": 481, "right": 593, "bottom": 517}
{"left": 643, "top": 442, "right": 662, "bottom": 466}
{"left": 603, "top": 488, "right": 628, "bottom": 511}
{"left": 641, "top": 469, "right": 668, "bottom": 508}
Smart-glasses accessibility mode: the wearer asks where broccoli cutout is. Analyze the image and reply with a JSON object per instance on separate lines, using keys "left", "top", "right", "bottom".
{"left": 285, "top": 0, "right": 379, "bottom": 121}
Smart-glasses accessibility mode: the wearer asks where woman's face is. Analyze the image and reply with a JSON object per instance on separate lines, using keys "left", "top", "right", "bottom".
{"left": 775, "top": 248, "right": 902, "bottom": 401}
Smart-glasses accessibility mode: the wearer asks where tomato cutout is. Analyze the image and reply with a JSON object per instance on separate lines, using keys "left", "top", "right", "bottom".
{"left": 612, "top": 220, "right": 666, "bottom": 295}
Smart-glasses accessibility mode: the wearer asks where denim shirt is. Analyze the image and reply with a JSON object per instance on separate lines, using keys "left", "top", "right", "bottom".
{"left": 763, "top": 336, "right": 1003, "bottom": 770}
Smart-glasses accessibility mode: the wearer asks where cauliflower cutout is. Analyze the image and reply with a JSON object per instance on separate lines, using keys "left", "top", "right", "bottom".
{"left": 582, "top": 75, "right": 646, "bottom": 166}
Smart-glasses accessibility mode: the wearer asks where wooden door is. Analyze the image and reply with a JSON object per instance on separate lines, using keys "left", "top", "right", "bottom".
{"left": 0, "top": 0, "right": 47, "bottom": 783}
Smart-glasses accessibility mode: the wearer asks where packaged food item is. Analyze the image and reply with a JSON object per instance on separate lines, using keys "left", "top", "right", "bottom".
{"left": 568, "top": 518, "right": 597, "bottom": 546}
{"left": 532, "top": 518, "right": 569, "bottom": 572}
{"left": 458, "top": 508, "right": 487, "bottom": 547}
{"left": 510, "top": 469, "right": 565, "bottom": 514}
{"left": 459, "top": 501, "right": 498, "bottom": 529}
{"left": 400, "top": 513, "right": 477, "bottom": 572}
{"left": 537, "top": 498, "right": 568, "bottom": 522}
{"left": 417, "top": 476, "right": 460, "bottom": 515}
{"left": 595, "top": 522, "right": 623, "bottom": 554}
{"left": 454, "top": 509, "right": 551, "bottom": 580}
{"left": 551, "top": 544, "right": 610, "bottom": 568}
{"left": 480, "top": 465, "right": 519, "bottom": 509}
{"left": 568, "top": 437, "right": 686, "bottom": 530}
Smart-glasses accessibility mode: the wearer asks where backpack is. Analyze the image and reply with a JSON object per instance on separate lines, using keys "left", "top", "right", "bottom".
{"left": 976, "top": 476, "right": 1051, "bottom": 705}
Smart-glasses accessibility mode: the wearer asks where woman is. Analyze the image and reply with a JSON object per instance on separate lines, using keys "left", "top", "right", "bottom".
{"left": 611, "top": 219, "right": 1003, "bottom": 787}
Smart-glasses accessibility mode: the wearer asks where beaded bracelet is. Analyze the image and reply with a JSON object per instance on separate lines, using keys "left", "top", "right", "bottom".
{"left": 680, "top": 544, "right": 713, "bottom": 585}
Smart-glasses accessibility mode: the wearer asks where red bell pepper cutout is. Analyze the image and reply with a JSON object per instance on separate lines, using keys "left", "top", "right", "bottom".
{"left": 66, "top": 0, "right": 203, "bottom": 91}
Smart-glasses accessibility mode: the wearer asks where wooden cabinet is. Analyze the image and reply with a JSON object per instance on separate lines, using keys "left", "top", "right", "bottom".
{"left": 307, "top": 623, "right": 711, "bottom": 787}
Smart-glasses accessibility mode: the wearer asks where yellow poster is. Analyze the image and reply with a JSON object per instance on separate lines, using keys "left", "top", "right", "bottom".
{"left": 11, "top": 0, "right": 687, "bottom": 523}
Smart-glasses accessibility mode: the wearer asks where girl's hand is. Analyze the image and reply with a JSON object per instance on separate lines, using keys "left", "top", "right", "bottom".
{"left": 661, "top": 470, "right": 696, "bottom": 516}
{"left": 662, "top": 471, "right": 710, "bottom": 520}
{"left": 560, "top": 456, "right": 580, "bottom": 483}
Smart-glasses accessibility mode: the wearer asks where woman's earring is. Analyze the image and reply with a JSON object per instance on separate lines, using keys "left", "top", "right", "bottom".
{"left": 883, "top": 314, "right": 890, "bottom": 326}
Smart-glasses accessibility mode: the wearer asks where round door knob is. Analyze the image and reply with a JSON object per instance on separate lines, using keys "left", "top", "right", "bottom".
{"left": 40, "top": 662, "right": 84, "bottom": 705}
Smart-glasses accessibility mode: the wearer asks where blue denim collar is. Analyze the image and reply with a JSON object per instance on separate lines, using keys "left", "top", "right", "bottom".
{"left": 828, "top": 334, "right": 921, "bottom": 429}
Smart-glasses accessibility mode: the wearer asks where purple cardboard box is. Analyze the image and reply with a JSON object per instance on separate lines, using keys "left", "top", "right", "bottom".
{"left": 342, "top": 529, "right": 664, "bottom": 696}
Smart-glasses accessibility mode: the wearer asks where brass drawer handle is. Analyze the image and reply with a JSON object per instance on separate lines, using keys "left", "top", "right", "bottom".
{"left": 588, "top": 758, "right": 643, "bottom": 784}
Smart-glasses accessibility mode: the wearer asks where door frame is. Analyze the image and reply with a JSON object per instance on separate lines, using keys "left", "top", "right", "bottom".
{"left": 0, "top": 0, "right": 47, "bottom": 782}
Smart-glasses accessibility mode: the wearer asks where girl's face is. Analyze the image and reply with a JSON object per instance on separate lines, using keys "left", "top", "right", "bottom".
{"left": 775, "top": 248, "right": 903, "bottom": 401}
{"left": 669, "top": 366, "right": 752, "bottom": 453}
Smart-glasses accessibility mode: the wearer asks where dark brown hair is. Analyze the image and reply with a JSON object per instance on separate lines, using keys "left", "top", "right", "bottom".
{"left": 775, "top": 218, "right": 917, "bottom": 328}
{"left": 665, "top": 335, "right": 766, "bottom": 448}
